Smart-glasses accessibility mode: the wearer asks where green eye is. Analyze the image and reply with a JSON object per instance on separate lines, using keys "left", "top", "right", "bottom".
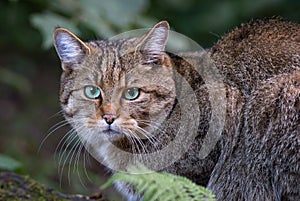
{"left": 123, "top": 87, "right": 140, "bottom": 100}
{"left": 84, "top": 86, "right": 101, "bottom": 99}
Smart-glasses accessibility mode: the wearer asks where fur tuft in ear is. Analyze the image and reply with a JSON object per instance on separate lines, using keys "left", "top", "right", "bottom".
{"left": 53, "top": 28, "right": 90, "bottom": 69}
{"left": 138, "top": 21, "right": 170, "bottom": 64}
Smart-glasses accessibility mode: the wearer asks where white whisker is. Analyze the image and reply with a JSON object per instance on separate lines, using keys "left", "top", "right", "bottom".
{"left": 39, "top": 119, "right": 70, "bottom": 153}
{"left": 67, "top": 138, "right": 82, "bottom": 184}
{"left": 83, "top": 146, "right": 93, "bottom": 183}
{"left": 58, "top": 134, "right": 80, "bottom": 184}
{"left": 135, "top": 126, "right": 160, "bottom": 151}
{"left": 57, "top": 130, "right": 78, "bottom": 165}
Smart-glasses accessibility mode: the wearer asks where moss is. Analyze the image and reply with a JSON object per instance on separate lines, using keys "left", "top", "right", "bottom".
{"left": 0, "top": 172, "right": 108, "bottom": 201}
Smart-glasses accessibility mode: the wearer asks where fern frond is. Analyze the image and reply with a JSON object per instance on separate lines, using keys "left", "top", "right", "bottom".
{"left": 101, "top": 165, "right": 216, "bottom": 201}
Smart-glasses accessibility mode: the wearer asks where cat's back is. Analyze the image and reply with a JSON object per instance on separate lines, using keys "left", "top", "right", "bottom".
{"left": 209, "top": 18, "right": 300, "bottom": 93}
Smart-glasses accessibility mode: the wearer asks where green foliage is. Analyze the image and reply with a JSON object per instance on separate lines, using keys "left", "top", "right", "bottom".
{"left": 0, "top": 68, "right": 31, "bottom": 95}
{"left": 30, "top": 0, "right": 154, "bottom": 49}
{"left": 101, "top": 165, "right": 216, "bottom": 201}
{"left": 0, "top": 154, "right": 22, "bottom": 171}
{"left": 30, "top": 11, "right": 80, "bottom": 49}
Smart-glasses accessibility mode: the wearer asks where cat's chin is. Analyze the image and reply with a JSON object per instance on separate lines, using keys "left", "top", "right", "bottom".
{"left": 102, "top": 129, "right": 124, "bottom": 141}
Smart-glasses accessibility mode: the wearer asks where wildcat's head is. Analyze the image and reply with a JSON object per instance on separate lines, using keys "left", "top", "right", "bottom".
{"left": 53, "top": 21, "right": 176, "bottom": 165}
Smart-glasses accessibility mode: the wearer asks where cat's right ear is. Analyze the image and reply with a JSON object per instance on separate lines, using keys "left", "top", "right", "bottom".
{"left": 136, "top": 21, "right": 170, "bottom": 64}
{"left": 53, "top": 28, "right": 91, "bottom": 70}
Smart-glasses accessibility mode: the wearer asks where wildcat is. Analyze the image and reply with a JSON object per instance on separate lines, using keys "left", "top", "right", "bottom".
{"left": 53, "top": 18, "right": 300, "bottom": 200}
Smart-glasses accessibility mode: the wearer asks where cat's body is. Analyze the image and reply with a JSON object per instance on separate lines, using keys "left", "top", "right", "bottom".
{"left": 53, "top": 18, "right": 300, "bottom": 200}
{"left": 207, "top": 19, "right": 300, "bottom": 200}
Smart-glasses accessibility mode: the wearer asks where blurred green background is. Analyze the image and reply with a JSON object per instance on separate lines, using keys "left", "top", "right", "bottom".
{"left": 0, "top": 0, "right": 299, "bottom": 199}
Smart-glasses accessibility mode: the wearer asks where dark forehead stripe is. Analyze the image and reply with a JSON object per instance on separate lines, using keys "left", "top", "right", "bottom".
{"left": 96, "top": 40, "right": 126, "bottom": 87}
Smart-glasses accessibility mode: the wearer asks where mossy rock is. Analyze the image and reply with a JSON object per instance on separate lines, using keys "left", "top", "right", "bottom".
{"left": 0, "top": 172, "right": 109, "bottom": 201}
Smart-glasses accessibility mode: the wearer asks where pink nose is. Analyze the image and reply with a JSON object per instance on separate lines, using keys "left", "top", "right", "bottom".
{"left": 103, "top": 114, "right": 116, "bottom": 125}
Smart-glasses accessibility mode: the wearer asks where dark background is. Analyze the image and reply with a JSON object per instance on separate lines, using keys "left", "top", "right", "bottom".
{"left": 0, "top": 0, "right": 299, "bottom": 199}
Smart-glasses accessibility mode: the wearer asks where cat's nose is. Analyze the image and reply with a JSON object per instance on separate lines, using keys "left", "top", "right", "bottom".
{"left": 103, "top": 114, "right": 116, "bottom": 125}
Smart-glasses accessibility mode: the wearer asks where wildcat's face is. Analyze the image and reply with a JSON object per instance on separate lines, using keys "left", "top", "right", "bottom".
{"left": 54, "top": 22, "right": 176, "bottom": 153}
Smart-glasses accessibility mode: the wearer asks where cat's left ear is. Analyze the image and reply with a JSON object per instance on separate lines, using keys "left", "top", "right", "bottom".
{"left": 53, "top": 28, "right": 91, "bottom": 70}
{"left": 137, "top": 21, "right": 170, "bottom": 64}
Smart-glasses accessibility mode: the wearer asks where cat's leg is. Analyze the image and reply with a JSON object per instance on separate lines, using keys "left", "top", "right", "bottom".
{"left": 114, "top": 181, "right": 143, "bottom": 201}
{"left": 209, "top": 71, "right": 300, "bottom": 201}
{"left": 242, "top": 71, "right": 300, "bottom": 201}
